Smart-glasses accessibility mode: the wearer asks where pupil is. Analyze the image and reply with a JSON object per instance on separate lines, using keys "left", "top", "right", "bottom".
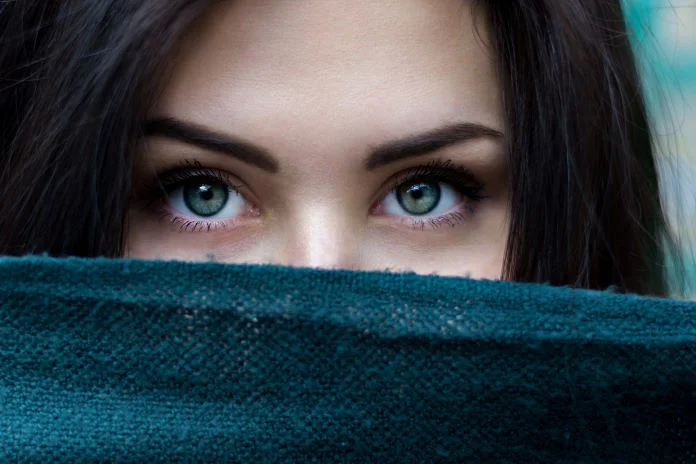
{"left": 200, "top": 186, "right": 214, "bottom": 201}
{"left": 411, "top": 188, "right": 424, "bottom": 200}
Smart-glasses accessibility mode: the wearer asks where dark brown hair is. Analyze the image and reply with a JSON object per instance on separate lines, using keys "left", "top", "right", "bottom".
{"left": 0, "top": 0, "right": 678, "bottom": 296}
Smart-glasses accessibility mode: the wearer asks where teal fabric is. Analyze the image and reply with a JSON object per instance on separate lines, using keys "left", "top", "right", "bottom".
{"left": 0, "top": 257, "right": 695, "bottom": 462}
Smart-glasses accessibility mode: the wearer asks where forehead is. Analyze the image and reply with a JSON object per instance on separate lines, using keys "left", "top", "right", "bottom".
{"left": 153, "top": 0, "right": 502, "bottom": 162}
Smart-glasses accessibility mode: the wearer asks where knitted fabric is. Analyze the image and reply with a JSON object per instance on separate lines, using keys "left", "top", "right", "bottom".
{"left": 0, "top": 257, "right": 694, "bottom": 462}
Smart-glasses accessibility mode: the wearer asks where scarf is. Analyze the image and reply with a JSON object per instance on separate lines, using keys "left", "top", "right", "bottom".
{"left": 1, "top": 257, "right": 694, "bottom": 462}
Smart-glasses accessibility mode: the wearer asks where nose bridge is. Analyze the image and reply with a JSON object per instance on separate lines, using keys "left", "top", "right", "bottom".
{"left": 276, "top": 204, "right": 360, "bottom": 270}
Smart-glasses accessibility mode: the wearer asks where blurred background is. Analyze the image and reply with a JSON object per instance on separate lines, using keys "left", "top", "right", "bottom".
{"left": 624, "top": 0, "right": 696, "bottom": 296}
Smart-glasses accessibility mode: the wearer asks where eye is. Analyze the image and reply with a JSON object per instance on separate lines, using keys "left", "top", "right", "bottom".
{"left": 382, "top": 179, "right": 460, "bottom": 217}
{"left": 168, "top": 176, "right": 247, "bottom": 219}
{"left": 374, "top": 160, "right": 485, "bottom": 223}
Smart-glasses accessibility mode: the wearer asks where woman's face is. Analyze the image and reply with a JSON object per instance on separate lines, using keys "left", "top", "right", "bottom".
{"left": 127, "top": 0, "right": 509, "bottom": 279}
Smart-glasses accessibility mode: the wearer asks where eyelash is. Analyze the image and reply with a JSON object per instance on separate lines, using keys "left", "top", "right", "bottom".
{"left": 376, "top": 159, "right": 485, "bottom": 230}
{"left": 136, "top": 160, "right": 245, "bottom": 233}
{"left": 136, "top": 159, "right": 486, "bottom": 233}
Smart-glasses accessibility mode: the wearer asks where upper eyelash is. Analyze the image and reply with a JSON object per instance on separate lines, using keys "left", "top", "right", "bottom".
{"left": 389, "top": 159, "right": 486, "bottom": 201}
{"left": 153, "top": 159, "right": 242, "bottom": 192}
{"left": 135, "top": 159, "right": 243, "bottom": 207}
{"left": 142, "top": 158, "right": 484, "bottom": 199}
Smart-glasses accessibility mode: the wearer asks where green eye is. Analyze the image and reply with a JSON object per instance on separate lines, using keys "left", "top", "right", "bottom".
{"left": 183, "top": 181, "right": 230, "bottom": 217}
{"left": 396, "top": 181, "right": 441, "bottom": 215}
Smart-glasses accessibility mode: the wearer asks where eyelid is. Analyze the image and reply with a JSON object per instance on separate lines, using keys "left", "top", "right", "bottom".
{"left": 135, "top": 158, "right": 487, "bottom": 234}
{"left": 371, "top": 159, "right": 486, "bottom": 210}
{"left": 133, "top": 160, "right": 258, "bottom": 216}
{"left": 155, "top": 161, "right": 244, "bottom": 192}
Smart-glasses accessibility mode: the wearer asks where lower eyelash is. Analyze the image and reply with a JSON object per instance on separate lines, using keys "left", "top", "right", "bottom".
{"left": 407, "top": 209, "right": 474, "bottom": 231}
{"left": 155, "top": 209, "right": 230, "bottom": 233}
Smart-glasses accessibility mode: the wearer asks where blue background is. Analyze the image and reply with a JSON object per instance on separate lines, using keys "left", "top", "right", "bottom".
{"left": 626, "top": 0, "right": 695, "bottom": 295}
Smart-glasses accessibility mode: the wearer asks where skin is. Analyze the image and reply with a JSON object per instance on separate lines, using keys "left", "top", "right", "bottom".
{"left": 127, "top": 0, "right": 510, "bottom": 279}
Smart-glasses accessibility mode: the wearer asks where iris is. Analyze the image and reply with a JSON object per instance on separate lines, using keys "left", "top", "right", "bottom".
{"left": 396, "top": 181, "right": 441, "bottom": 215}
{"left": 183, "top": 181, "right": 229, "bottom": 217}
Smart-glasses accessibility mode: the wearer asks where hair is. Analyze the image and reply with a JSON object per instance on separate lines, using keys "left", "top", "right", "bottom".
{"left": 0, "top": 0, "right": 680, "bottom": 296}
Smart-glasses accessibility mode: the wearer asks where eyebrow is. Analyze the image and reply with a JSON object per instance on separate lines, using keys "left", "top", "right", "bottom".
{"left": 144, "top": 118, "right": 503, "bottom": 173}
{"left": 364, "top": 122, "right": 504, "bottom": 170}
{"left": 144, "top": 118, "right": 280, "bottom": 173}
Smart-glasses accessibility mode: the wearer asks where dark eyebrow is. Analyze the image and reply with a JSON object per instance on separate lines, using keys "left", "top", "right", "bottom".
{"left": 364, "top": 122, "right": 504, "bottom": 170}
{"left": 144, "top": 118, "right": 502, "bottom": 174}
{"left": 144, "top": 118, "right": 280, "bottom": 173}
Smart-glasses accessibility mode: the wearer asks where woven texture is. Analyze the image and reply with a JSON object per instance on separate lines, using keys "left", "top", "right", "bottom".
{"left": 0, "top": 257, "right": 695, "bottom": 462}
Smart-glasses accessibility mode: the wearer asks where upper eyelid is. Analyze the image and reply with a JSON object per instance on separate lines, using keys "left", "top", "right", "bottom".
{"left": 137, "top": 166, "right": 255, "bottom": 213}
{"left": 382, "top": 159, "right": 478, "bottom": 183}
{"left": 156, "top": 166, "right": 245, "bottom": 191}
{"left": 362, "top": 164, "right": 479, "bottom": 215}
{"left": 378, "top": 162, "right": 484, "bottom": 198}
{"left": 396, "top": 162, "right": 480, "bottom": 184}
